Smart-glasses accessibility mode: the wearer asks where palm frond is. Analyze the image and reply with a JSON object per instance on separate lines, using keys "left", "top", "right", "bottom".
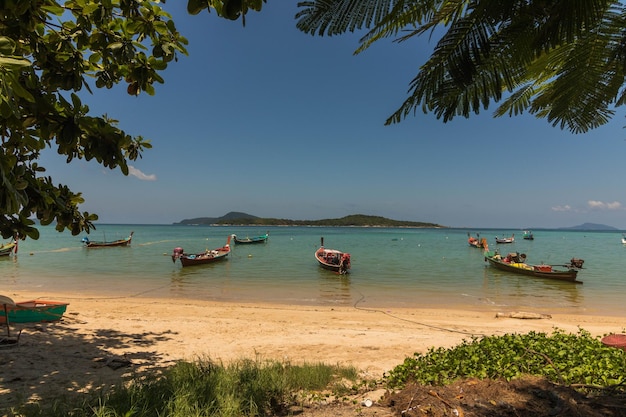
{"left": 296, "top": 0, "right": 626, "bottom": 133}
{"left": 295, "top": 0, "right": 396, "bottom": 36}
{"left": 528, "top": 6, "right": 625, "bottom": 133}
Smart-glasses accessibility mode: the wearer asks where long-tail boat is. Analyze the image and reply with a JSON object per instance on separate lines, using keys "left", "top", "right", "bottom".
{"left": 0, "top": 296, "right": 69, "bottom": 324}
{"left": 232, "top": 232, "right": 269, "bottom": 244}
{"left": 0, "top": 238, "right": 17, "bottom": 257}
{"left": 82, "top": 231, "right": 133, "bottom": 248}
{"left": 484, "top": 250, "right": 584, "bottom": 283}
{"left": 172, "top": 235, "right": 231, "bottom": 267}
{"left": 315, "top": 237, "right": 351, "bottom": 275}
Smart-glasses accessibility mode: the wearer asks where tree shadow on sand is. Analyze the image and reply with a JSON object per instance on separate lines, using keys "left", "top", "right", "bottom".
{"left": 0, "top": 316, "right": 177, "bottom": 412}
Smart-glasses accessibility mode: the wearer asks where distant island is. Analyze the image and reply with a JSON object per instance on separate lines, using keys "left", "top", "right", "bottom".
{"left": 174, "top": 212, "right": 444, "bottom": 228}
{"left": 557, "top": 223, "right": 619, "bottom": 231}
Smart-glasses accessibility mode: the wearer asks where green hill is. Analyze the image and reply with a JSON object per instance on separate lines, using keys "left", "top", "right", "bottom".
{"left": 174, "top": 212, "right": 258, "bottom": 225}
{"left": 558, "top": 223, "right": 618, "bottom": 231}
{"left": 174, "top": 213, "right": 444, "bottom": 228}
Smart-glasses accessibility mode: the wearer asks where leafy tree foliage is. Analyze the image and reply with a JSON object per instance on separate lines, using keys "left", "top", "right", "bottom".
{"left": 296, "top": 0, "right": 626, "bottom": 134}
{"left": 0, "top": 0, "right": 264, "bottom": 240}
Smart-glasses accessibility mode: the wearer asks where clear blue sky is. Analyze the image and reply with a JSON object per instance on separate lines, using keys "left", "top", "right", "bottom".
{"left": 40, "top": 3, "right": 626, "bottom": 229}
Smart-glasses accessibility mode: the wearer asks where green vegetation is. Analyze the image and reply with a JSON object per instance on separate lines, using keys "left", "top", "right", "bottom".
{"left": 386, "top": 329, "right": 626, "bottom": 391}
{"left": 297, "top": 1, "right": 626, "bottom": 134}
{"left": 12, "top": 359, "right": 367, "bottom": 417}
{"left": 8, "top": 329, "right": 625, "bottom": 417}
{"left": 0, "top": 1, "right": 262, "bottom": 239}
{"left": 179, "top": 213, "right": 444, "bottom": 228}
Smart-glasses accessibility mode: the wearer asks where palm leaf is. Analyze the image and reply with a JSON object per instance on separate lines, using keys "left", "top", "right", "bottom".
{"left": 296, "top": 0, "right": 626, "bottom": 133}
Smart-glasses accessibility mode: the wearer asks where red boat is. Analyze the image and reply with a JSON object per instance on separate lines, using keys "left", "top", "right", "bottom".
{"left": 172, "top": 235, "right": 231, "bottom": 267}
{"left": 315, "top": 237, "right": 351, "bottom": 274}
{"left": 467, "top": 233, "right": 487, "bottom": 248}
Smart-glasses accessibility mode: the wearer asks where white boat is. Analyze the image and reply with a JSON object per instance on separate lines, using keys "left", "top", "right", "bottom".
{"left": 315, "top": 237, "right": 351, "bottom": 274}
{"left": 495, "top": 234, "right": 515, "bottom": 244}
{"left": 622, "top": 234, "right": 626, "bottom": 244}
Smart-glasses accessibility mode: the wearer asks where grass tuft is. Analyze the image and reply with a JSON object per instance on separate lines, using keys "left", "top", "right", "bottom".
{"left": 13, "top": 358, "right": 367, "bottom": 417}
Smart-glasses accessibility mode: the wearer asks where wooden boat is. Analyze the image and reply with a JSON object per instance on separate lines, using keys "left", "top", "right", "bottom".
{"left": 467, "top": 233, "right": 487, "bottom": 248}
{"left": 0, "top": 296, "right": 69, "bottom": 324}
{"left": 82, "top": 231, "right": 133, "bottom": 248}
{"left": 484, "top": 250, "right": 584, "bottom": 283}
{"left": 0, "top": 238, "right": 17, "bottom": 257}
{"left": 495, "top": 234, "right": 515, "bottom": 244}
{"left": 172, "top": 235, "right": 231, "bottom": 267}
{"left": 315, "top": 237, "right": 351, "bottom": 274}
{"left": 523, "top": 230, "right": 534, "bottom": 240}
{"left": 232, "top": 232, "right": 269, "bottom": 244}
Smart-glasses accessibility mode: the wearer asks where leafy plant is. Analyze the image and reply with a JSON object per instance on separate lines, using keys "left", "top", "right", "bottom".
{"left": 385, "top": 328, "right": 626, "bottom": 392}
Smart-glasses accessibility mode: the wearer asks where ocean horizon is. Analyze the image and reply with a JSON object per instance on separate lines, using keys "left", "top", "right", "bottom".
{"left": 2, "top": 224, "right": 625, "bottom": 317}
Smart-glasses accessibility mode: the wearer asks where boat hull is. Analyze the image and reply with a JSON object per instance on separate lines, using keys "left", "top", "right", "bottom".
{"left": 0, "top": 241, "right": 17, "bottom": 256}
{"left": 1, "top": 300, "right": 69, "bottom": 323}
{"left": 485, "top": 255, "right": 581, "bottom": 283}
{"left": 316, "top": 258, "right": 343, "bottom": 273}
{"left": 495, "top": 238, "right": 514, "bottom": 244}
{"left": 233, "top": 234, "right": 268, "bottom": 244}
{"left": 179, "top": 250, "right": 229, "bottom": 267}
{"left": 468, "top": 235, "right": 487, "bottom": 248}
{"left": 315, "top": 248, "right": 351, "bottom": 274}
{"left": 173, "top": 235, "right": 231, "bottom": 267}
{"left": 84, "top": 232, "right": 133, "bottom": 248}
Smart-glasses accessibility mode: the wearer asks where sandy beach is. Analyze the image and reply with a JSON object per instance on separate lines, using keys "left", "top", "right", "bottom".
{"left": 1, "top": 290, "right": 624, "bottom": 410}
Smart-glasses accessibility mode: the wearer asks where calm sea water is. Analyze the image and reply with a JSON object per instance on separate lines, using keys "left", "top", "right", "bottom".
{"left": 1, "top": 225, "right": 625, "bottom": 316}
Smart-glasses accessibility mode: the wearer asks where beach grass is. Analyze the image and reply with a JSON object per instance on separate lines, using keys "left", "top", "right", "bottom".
{"left": 6, "top": 329, "right": 626, "bottom": 416}
{"left": 12, "top": 358, "right": 367, "bottom": 417}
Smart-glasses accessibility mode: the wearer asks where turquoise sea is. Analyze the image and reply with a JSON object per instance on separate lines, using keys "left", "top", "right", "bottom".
{"left": 1, "top": 225, "right": 625, "bottom": 316}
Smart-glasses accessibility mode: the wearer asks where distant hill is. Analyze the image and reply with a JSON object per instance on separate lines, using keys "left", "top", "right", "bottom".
{"left": 174, "top": 212, "right": 259, "bottom": 225}
{"left": 174, "top": 213, "right": 444, "bottom": 228}
{"left": 558, "top": 223, "right": 618, "bottom": 231}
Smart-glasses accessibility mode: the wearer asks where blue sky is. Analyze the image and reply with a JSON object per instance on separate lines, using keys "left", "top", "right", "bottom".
{"left": 41, "top": 3, "right": 626, "bottom": 229}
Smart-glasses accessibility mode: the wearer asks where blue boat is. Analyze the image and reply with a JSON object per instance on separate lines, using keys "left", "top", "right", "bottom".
{"left": 232, "top": 232, "right": 269, "bottom": 244}
{"left": 0, "top": 296, "right": 69, "bottom": 324}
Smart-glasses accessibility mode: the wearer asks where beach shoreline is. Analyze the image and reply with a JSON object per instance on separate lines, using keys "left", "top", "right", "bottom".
{"left": 1, "top": 289, "right": 625, "bottom": 408}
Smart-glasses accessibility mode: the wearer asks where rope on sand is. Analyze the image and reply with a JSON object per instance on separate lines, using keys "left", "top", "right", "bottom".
{"left": 352, "top": 293, "right": 486, "bottom": 337}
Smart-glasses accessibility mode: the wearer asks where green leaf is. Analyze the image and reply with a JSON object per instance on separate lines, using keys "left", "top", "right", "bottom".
{"left": 0, "top": 37, "right": 16, "bottom": 54}
{"left": 0, "top": 56, "right": 32, "bottom": 70}
{"left": 187, "top": 0, "right": 209, "bottom": 15}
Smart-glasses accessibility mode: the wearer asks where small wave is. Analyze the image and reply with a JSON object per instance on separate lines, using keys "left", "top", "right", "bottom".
{"left": 39, "top": 247, "right": 80, "bottom": 253}
{"left": 137, "top": 240, "right": 177, "bottom": 246}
